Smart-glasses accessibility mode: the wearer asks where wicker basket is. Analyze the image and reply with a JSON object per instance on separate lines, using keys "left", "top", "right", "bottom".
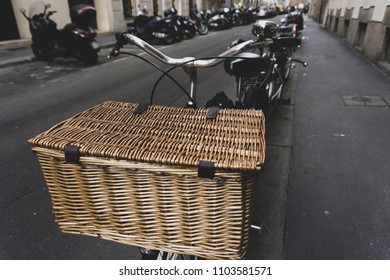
{"left": 29, "top": 101, "right": 266, "bottom": 259}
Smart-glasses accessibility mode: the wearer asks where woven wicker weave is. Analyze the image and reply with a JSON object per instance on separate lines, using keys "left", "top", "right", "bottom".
{"left": 29, "top": 101, "right": 266, "bottom": 259}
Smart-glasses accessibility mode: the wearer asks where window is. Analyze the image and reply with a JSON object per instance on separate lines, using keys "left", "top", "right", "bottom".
{"left": 334, "top": 17, "right": 339, "bottom": 33}
{"left": 123, "top": 0, "right": 133, "bottom": 18}
{"left": 344, "top": 19, "right": 349, "bottom": 38}
{"left": 357, "top": 22, "right": 367, "bottom": 47}
{"left": 385, "top": 28, "right": 390, "bottom": 63}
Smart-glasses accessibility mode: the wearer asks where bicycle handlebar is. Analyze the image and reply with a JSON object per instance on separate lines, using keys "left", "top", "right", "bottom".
{"left": 107, "top": 32, "right": 278, "bottom": 107}
{"left": 108, "top": 32, "right": 268, "bottom": 68}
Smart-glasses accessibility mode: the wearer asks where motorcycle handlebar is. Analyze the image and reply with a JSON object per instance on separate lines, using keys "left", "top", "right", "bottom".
{"left": 46, "top": 10, "right": 57, "bottom": 19}
{"left": 20, "top": 8, "right": 29, "bottom": 20}
{"left": 109, "top": 32, "right": 267, "bottom": 68}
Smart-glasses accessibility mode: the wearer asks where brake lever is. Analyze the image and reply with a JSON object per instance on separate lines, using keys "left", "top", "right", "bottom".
{"left": 292, "top": 58, "right": 308, "bottom": 67}
{"left": 228, "top": 39, "right": 246, "bottom": 49}
{"left": 108, "top": 32, "right": 129, "bottom": 59}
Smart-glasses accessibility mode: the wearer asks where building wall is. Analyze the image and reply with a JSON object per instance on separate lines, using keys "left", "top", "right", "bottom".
{"left": 310, "top": 0, "right": 390, "bottom": 75}
{"left": 12, "top": 0, "right": 72, "bottom": 39}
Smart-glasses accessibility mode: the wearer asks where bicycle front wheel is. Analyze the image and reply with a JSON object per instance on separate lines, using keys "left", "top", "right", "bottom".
{"left": 140, "top": 248, "right": 200, "bottom": 260}
{"left": 243, "top": 86, "right": 269, "bottom": 111}
{"left": 281, "top": 48, "right": 293, "bottom": 81}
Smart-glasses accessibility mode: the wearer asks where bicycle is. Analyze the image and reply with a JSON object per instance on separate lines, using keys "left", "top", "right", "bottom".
{"left": 230, "top": 20, "right": 308, "bottom": 119}
{"left": 106, "top": 26, "right": 305, "bottom": 259}
{"left": 28, "top": 23, "right": 305, "bottom": 262}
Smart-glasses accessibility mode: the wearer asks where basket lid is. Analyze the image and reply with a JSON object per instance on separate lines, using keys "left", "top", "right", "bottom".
{"left": 29, "top": 101, "right": 265, "bottom": 172}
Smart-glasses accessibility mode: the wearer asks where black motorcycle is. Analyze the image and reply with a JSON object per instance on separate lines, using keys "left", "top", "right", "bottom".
{"left": 20, "top": 1, "right": 100, "bottom": 65}
{"left": 237, "top": 7, "right": 256, "bottom": 25}
{"left": 278, "top": 17, "right": 298, "bottom": 38}
{"left": 164, "top": 8, "right": 196, "bottom": 40}
{"left": 127, "top": 6, "right": 179, "bottom": 44}
{"left": 189, "top": 7, "right": 209, "bottom": 35}
{"left": 205, "top": 9, "right": 231, "bottom": 30}
{"left": 286, "top": 7, "right": 304, "bottom": 31}
{"left": 227, "top": 7, "right": 242, "bottom": 26}
{"left": 222, "top": 20, "right": 306, "bottom": 115}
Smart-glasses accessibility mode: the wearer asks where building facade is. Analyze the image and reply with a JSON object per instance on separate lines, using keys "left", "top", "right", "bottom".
{"left": 310, "top": 0, "right": 390, "bottom": 75}
{"left": 2, "top": 0, "right": 208, "bottom": 42}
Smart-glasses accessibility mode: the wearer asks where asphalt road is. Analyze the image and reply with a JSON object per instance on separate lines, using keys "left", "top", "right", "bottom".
{"left": 285, "top": 17, "right": 390, "bottom": 260}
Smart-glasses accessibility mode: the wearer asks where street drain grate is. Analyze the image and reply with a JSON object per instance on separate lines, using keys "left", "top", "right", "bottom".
{"left": 341, "top": 95, "right": 390, "bottom": 107}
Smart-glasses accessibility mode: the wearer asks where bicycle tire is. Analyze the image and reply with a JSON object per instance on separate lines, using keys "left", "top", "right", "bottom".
{"left": 140, "top": 249, "right": 200, "bottom": 260}
{"left": 281, "top": 48, "right": 293, "bottom": 81}
{"left": 197, "top": 20, "right": 209, "bottom": 35}
{"left": 243, "top": 86, "right": 269, "bottom": 111}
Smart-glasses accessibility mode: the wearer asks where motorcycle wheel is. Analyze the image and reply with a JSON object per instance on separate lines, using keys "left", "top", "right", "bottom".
{"left": 281, "top": 59, "right": 292, "bottom": 81}
{"left": 163, "top": 31, "right": 175, "bottom": 45}
{"left": 31, "top": 43, "right": 52, "bottom": 61}
{"left": 233, "top": 14, "right": 241, "bottom": 26}
{"left": 197, "top": 20, "right": 209, "bottom": 35}
{"left": 215, "top": 23, "right": 223, "bottom": 31}
{"left": 243, "top": 86, "right": 269, "bottom": 111}
{"left": 175, "top": 29, "right": 184, "bottom": 42}
{"left": 184, "top": 27, "right": 196, "bottom": 39}
{"left": 281, "top": 49, "right": 293, "bottom": 80}
{"left": 82, "top": 49, "right": 98, "bottom": 65}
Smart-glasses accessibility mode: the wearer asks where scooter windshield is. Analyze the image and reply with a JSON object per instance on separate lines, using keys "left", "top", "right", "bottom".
{"left": 29, "top": 1, "right": 46, "bottom": 17}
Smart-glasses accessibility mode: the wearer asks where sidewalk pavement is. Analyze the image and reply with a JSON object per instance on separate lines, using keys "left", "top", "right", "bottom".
{"left": 0, "top": 32, "right": 116, "bottom": 68}
{"left": 284, "top": 17, "right": 390, "bottom": 259}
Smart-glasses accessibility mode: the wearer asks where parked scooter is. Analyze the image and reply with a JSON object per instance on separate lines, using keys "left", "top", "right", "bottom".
{"left": 286, "top": 6, "right": 304, "bottom": 31}
{"left": 278, "top": 17, "right": 298, "bottom": 38}
{"left": 164, "top": 8, "right": 196, "bottom": 40}
{"left": 189, "top": 7, "right": 209, "bottom": 35}
{"left": 127, "top": 5, "right": 179, "bottom": 44}
{"left": 231, "top": 20, "right": 307, "bottom": 115}
{"left": 224, "top": 7, "right": 242, "bottom": 26}
{"left": 205, "top": 9, "right": 231, "bottom": 30}
{"left": 20, "top": 1, "right": 100, "bottom": 65}
{"left": 237, "top": 7, "right": 256, "bottom": 25}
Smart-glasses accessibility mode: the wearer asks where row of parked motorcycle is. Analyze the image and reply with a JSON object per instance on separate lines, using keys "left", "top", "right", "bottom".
{"left": 20, "top": 1, "right": 304, "bottom": 66}
{"left": 127, "top": 5, "right": 305, "bottom": 45}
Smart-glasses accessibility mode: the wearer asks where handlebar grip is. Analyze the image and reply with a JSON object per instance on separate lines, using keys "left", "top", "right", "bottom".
{"left": 47, "top": 11, "right": 57, "bottom": 16}
{"left": 228, "top": 39, "right": 246, "bottom": 49}
{"left": 292, "top": 58, "right": 308, "bottom": 67}
{"left": 108, "top": 32, "right": 128, "bottom": 58}
{"left": 115, "top": 32, "right": 123, "bottom": 41}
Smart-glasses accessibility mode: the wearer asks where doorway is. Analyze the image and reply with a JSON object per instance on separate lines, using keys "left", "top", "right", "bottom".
{"left": 0, "top": 0, "right": 20, "bottom": 41}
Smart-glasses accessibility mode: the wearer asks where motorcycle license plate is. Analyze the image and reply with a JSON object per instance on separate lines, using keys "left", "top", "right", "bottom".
{"left": 91, "top": 41, "right": 100, "bottom": 50}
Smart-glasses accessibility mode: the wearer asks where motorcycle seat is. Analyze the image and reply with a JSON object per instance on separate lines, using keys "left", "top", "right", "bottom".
{"left": 279, "top": 25, "right": 292, "bottom": 32}
{"left": 62, "top": 23, "right": 77, "bottom": 33}
{"left": 272, "top": 37, "right": 301, "bottom": 48}
{"left": 133, "top": 15, "right": 151, "bottom": 28}
{"left": 224, "top": 52, "right": 271, "bottom": 78}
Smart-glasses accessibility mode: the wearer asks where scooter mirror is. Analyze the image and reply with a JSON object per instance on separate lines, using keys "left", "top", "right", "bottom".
{"left": 45, "top": 3, "right": 51, "bottom": 9}
{"left": 20, "top": 8, "right": 26, "bottom": 14}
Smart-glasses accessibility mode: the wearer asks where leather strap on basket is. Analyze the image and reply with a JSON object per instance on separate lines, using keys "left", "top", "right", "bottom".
{"left": 198, "top": 160, "right": 215, "bottom": 179}
{"left": 65, "top": 145, "right": 81, "bottom": 164}
{"left": 133, "top": 103, "right": 149, "bottom": 114}
{"left": 205, "top": 107, "right": 220, "bottom": 119}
